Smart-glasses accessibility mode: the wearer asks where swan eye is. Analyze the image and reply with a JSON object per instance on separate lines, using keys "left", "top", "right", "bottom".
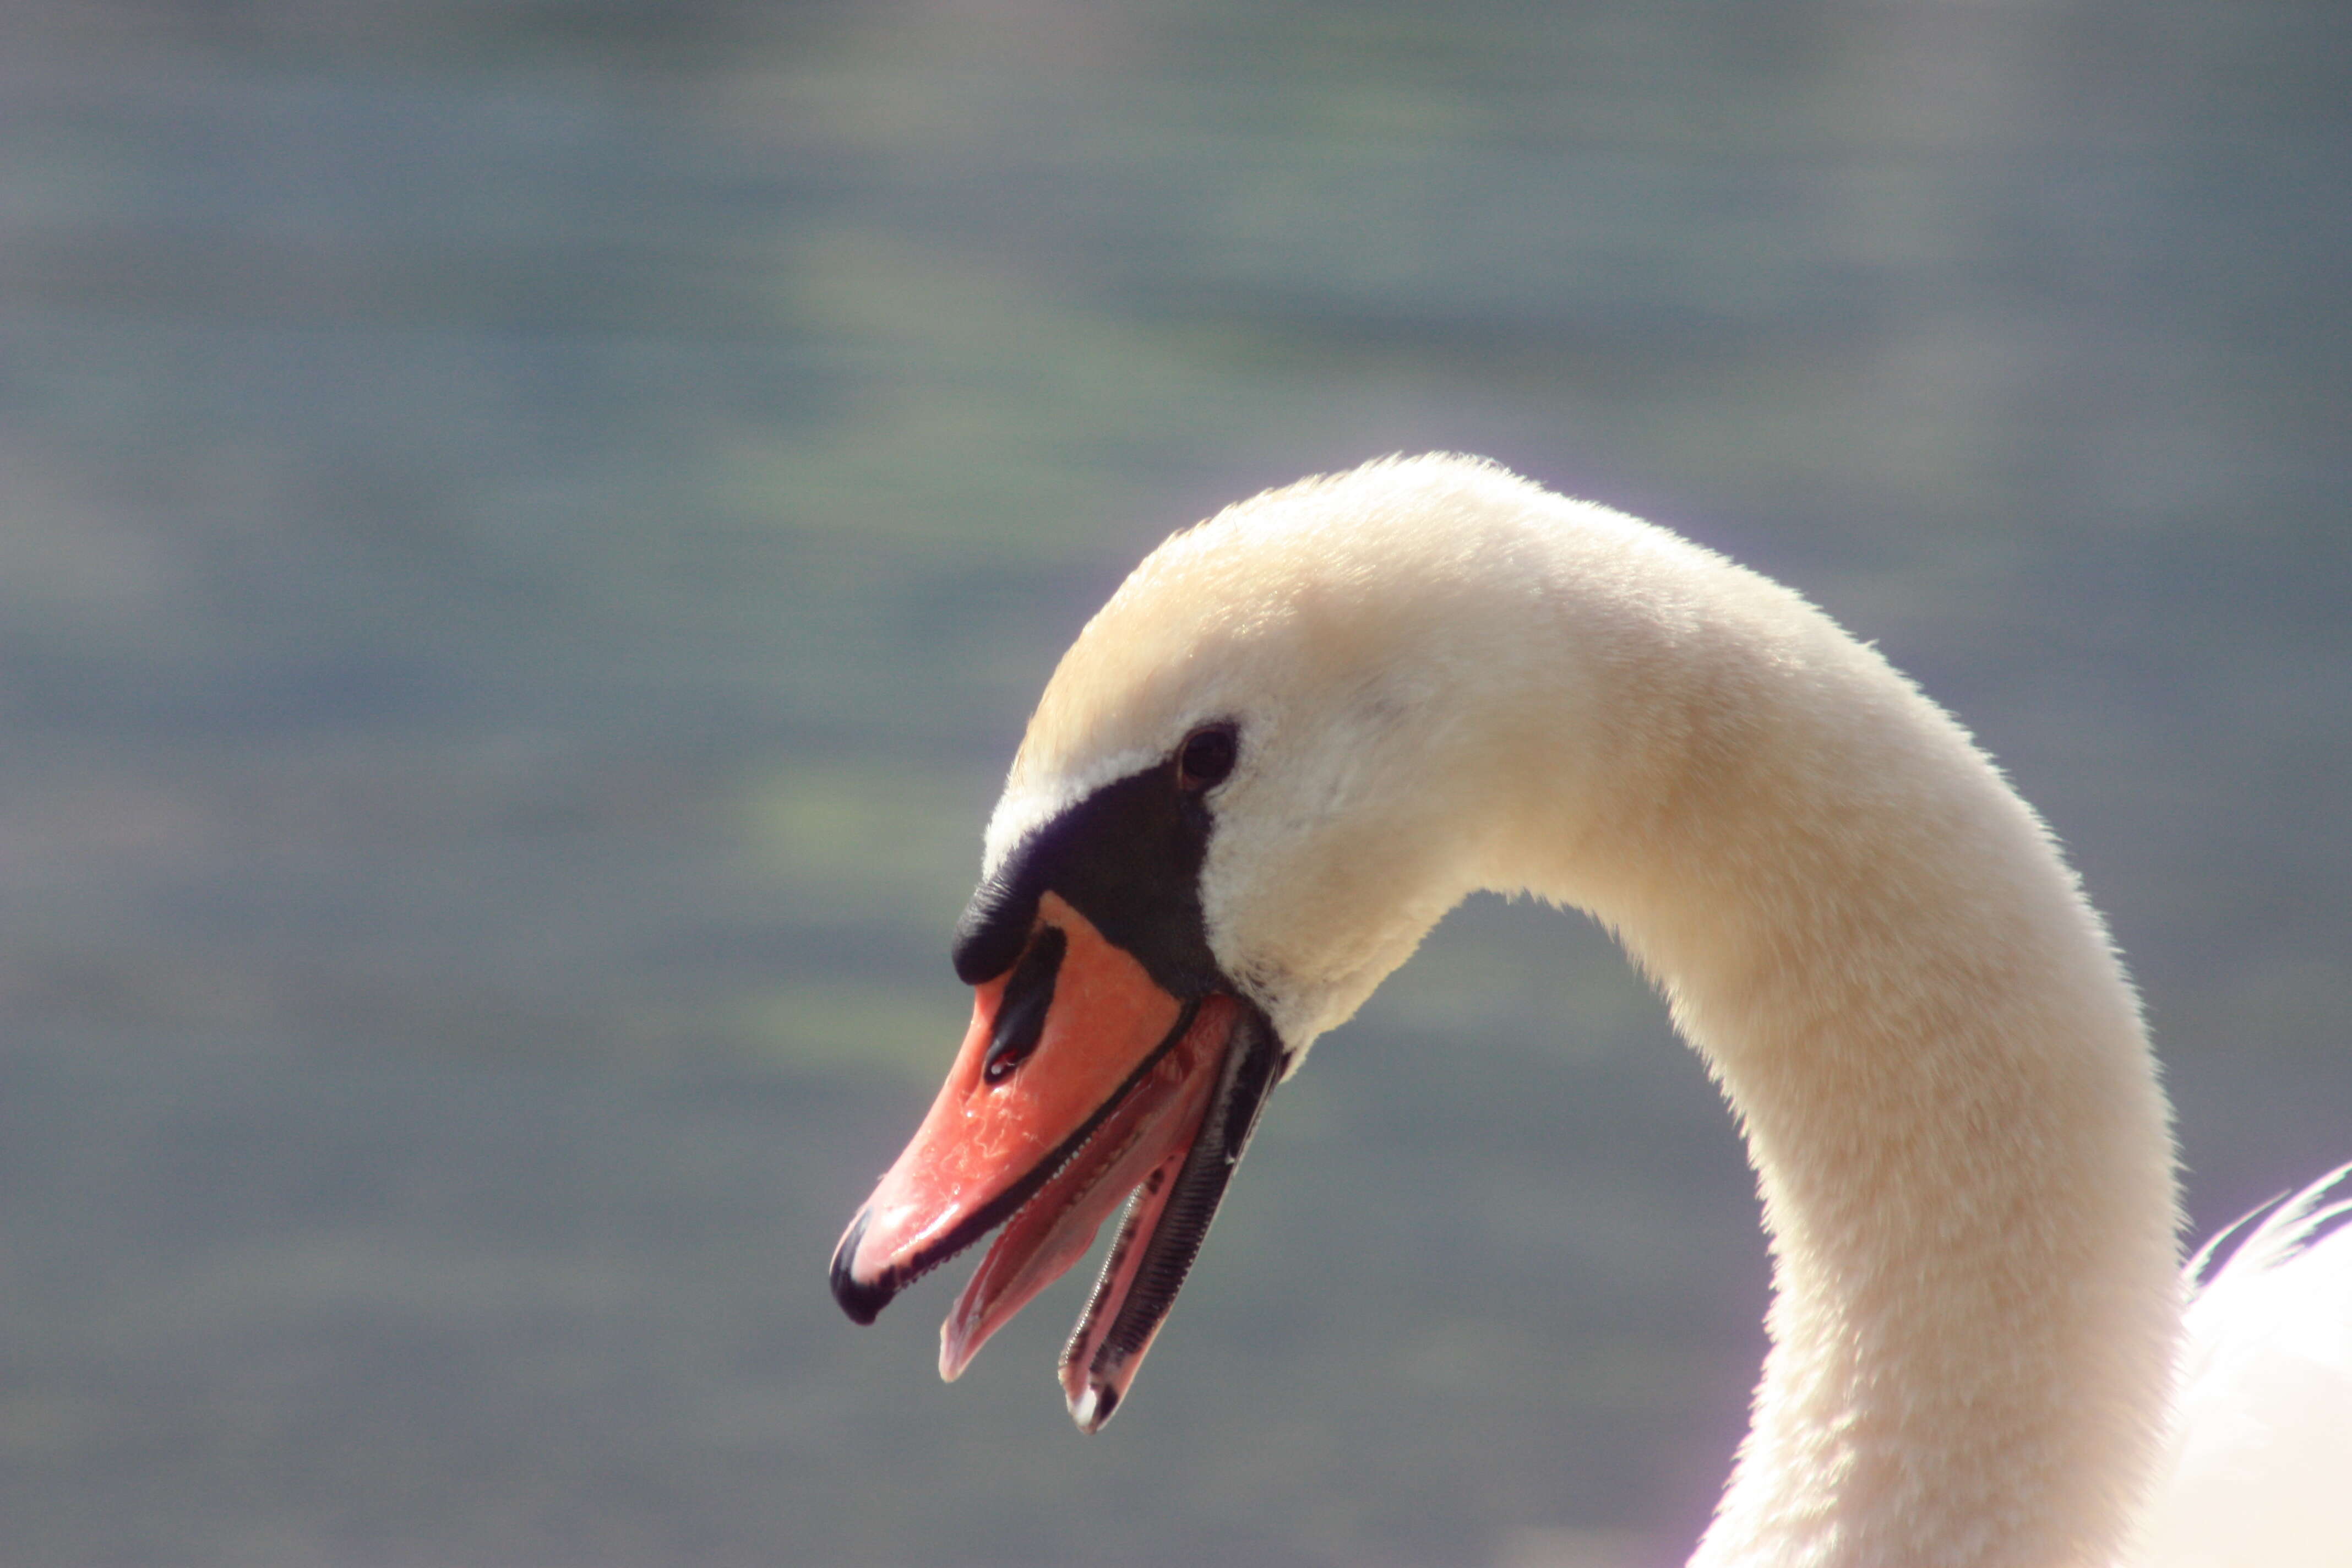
{"left": 1175, "top": 725, "right": 1238, "bottom": 793}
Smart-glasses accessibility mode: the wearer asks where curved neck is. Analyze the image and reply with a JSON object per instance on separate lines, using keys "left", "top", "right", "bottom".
{"left": 1482, "top": 537, "right": 2182, "bottom": 1566}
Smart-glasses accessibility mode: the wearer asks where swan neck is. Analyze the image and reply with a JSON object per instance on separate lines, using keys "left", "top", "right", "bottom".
{"left": 1482, "top": 540, "right": 2182, "bottom": 1568}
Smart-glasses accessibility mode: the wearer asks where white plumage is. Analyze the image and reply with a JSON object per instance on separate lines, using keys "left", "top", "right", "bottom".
{"left": 2138, "top": 1167, "right": 2352, "bottom": 1568}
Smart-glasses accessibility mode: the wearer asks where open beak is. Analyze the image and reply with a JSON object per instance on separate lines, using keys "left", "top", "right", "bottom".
{"left": 829, "top": 890, "right": 1281, "bottom": 1430}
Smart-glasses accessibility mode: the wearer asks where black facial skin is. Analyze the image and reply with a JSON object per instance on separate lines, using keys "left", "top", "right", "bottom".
{"left": 952, "top": 725, "right": 1240, "bottom": 996}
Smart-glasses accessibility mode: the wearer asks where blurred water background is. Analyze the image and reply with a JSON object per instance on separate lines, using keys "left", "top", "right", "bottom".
{"left": 2, "top": 3, "right": 2348, "bottom": 1565}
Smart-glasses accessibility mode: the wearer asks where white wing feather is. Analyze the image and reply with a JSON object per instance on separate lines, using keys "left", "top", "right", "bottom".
{"left": 2135, "top": 1165, "right": 2352, "bottom": 1568}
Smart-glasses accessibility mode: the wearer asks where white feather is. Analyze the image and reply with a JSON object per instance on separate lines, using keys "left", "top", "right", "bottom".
{"left": 2134, "top": 1167, "right": 2352, "bottom": 1568}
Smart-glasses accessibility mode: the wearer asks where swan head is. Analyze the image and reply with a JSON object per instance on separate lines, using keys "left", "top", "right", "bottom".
{"left": 830, "top": 455, "right": 1624, "bottom": 1428}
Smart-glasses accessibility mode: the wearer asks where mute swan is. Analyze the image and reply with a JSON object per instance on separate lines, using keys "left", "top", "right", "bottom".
{"left": 830, "top": 455, "right": 2352, "bottom": 1567}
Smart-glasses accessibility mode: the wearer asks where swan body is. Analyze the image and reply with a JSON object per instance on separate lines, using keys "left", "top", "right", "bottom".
{"left": 832, "top": 455, "right": 2350, "bottom": 1567}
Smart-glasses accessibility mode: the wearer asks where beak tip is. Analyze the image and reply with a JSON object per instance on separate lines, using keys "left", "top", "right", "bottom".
{"left": 829, "top": 1208, "right": 896, "bottom": 1326}
{"left": 1068, "top": 1380, "right": 1118, "bottom": 1434}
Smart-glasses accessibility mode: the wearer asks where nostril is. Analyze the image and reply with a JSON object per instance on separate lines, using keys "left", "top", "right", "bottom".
{"left": 984, "top": 925, "right": 1067, "bottom": 1082}
{"left": 983, "top": 1020, "right": 1039, "bottom": 1082}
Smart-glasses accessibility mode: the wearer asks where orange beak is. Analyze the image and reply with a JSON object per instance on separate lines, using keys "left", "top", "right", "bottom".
{"left": 830, "top": 891, "right": 1280, "bottom": 1429}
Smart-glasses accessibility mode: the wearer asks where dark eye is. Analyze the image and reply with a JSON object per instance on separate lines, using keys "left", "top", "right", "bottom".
{"left": 1175, "top": 724, "right": 1238, "bottom": 793}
